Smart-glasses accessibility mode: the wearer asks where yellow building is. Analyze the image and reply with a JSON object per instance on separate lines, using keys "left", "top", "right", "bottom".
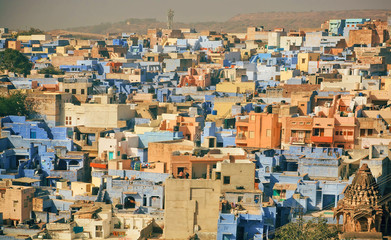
{"left": 216, "top": 81, "right": 255, "bottom": 94}
{"left": 297, "top": 53, "right": 320, "bottom": 73}
{"left": 280, "top": 69, "right": 300, "bottom": 82}
{"left": 71, "top": 182, "right": 93, "bottom": 197}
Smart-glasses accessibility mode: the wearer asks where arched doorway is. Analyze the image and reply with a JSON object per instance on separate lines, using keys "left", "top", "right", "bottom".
{"left": 124, "top": 196, "right": 136, "bottom": 209}
{"left": 357, "top": 217, "right": 368, "bottom": 232}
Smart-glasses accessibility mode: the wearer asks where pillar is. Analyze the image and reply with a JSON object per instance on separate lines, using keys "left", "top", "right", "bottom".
{"left": 206, "top": 164, "right": 210, "bottom": 179}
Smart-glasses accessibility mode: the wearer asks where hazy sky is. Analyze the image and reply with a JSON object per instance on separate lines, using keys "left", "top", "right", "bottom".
{"left": 0, "top": 0, "right": 390, "bottom": 30}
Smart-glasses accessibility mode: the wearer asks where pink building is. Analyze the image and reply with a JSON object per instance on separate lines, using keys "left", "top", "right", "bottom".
{"left": 178, "top": 67, "right": 211, "bottom": 88}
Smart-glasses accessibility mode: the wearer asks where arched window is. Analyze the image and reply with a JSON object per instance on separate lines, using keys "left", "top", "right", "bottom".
{"left": 124, "top": 196, "right": 136, "bottom": 209}
{"left": 265, "top": 166, "right": 270, "bottom": 173}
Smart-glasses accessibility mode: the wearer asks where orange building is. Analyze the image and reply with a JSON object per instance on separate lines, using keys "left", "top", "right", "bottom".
{"left": 106, "top": 62, "right": 123, "bottom": 73}
{"left": 159, "top": 115, "right": 203, "bottom": 141}
{"left": 7, "top": 40, "right": 22, "bottom": 51}
{"left": 0, "top": 186, "right": 35, "bottom": 225}
{"left": 178, "top": 67, "right": 211, "bottom": 88}
{"left": 281, "top": 116, "right": 313, "bottom": 147}
{"left": 170, "top": 149, "right": 248, "bottom": 179}
{"left": 311, "top": 117, "right": 335, "bottom": 147}
{"left": 236, "top": 111, "right": 281, "bottom": 148}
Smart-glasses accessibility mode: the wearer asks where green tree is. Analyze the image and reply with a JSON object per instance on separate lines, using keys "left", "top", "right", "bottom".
{"left": 0, "top": 91, "right": 35, "bottom": 117}
{"left": 38, "top": 66, "right": 64, "bottom": 75}
{"left": 16, "top": 27, "right": 45, "bottom": 36}
{"left": 0, "top": 49, "right": 33, "bottom": 76}
{"left": 275, "top": 217, "right": 338, "bottom": 240}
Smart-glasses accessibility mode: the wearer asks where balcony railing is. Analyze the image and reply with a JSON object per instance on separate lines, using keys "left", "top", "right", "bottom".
{"left": 290, "top": 137, "right": 305, "bottom": 144}
{"left": 311, "top": 136, "right": 333, "bottom": 143}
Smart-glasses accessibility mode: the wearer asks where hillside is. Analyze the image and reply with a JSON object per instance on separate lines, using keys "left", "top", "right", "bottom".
{"left": 63, "top": 9, "right": 391, "bottom": 35}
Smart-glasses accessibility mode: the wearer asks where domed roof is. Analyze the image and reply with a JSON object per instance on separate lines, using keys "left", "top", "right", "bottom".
{"left": 350, "top": 164, "right": 378, "bottom": 190}
{"left": 339, "top": 164, "right": 381, "bottom": 209}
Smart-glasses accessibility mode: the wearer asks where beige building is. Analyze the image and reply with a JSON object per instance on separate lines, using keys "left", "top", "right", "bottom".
{"left": 28, "top": 91, "right": 73, "bottom": 126}
{"left": 71, "top": 182, "right": 93, "bottom": 197}
{"left": 62, "top": 103, "right": 136, "bottom": 128}
{"left": 0, "top": 186, "right": 35, "bottom": 224}
{"left": 58, "top": 78, "right": 93, "bottom": 103}
{"left": 212, "top": 161, "right": 255, "bottom": 193}
{"left": 164, "top": 179, "right": 221, "bottom": 240}
{"left": 98, "top": 131, "right": 139, "bottom": 160}
{"left": 41, "top": 202, "right": 154, "bottom": 239}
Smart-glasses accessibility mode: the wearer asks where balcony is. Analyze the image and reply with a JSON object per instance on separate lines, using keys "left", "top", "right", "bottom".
{"left": 236, "top": 136, "right": 247, "bottom": 144}
{"left": 90, "top": 160, "right": 108, "bottom": 169}
{"left": 290, "top": 137, "right": 305, "bottom": 145}
{"left": 311, "top": 136, "right": 333, "bottom": 143}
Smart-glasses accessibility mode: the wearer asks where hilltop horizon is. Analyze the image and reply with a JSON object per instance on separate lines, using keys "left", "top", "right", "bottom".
{"left": 55, "top": 9, "right": 391, "bottom": 35}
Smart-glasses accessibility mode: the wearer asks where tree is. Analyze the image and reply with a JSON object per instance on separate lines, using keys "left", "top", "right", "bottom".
{"left": 275, "top": 217, "right": 338, "bottom": 240}
{"left": 0, "top": 49, "right": 33, "bottom": 76}
{"left": 38, "top": 66, "right": 64, "bottom": 75}
{"left": 0, "top": 91, "right": 35, "bottom": 117}
{"left": 16, "top": 27, "right": 45, "bottom": 36}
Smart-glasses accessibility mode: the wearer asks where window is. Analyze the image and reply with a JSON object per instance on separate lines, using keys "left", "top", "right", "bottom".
{"left": 249, "top": 131, "right": 255, "bottom": 139}
{"left": 117, "top": 151, "right": 120, "bottom": 156}
{"left": 96, "top": 226, "right": 102, "bottom": 231}
{"left": 65, "top": 89, "right": 69, "bottom": 93}
{"left": 335, "top": 131, "right": 339, "bottom": 135}
{"left": 251, "top": 115, "right": 255, "bottom": 121}
{"left": 72, "top": 89, "right": 76, "bottom": 94}
{"left": 292, "top": 122, "right": 296, "bottom": 125}
{"left": 306, "top": 122, "right": 311, "bottom": 125}
{"left": 215, "top": 172, "right": 221, "bottom": 180}
{"left": 266, "top": 129, "right": 271, "bottom": 137}
{"left": 13, "top": 200, "right": 18, "bottom": 208}
{"left": 299, "top": 122, "right": 304, "bottom": 125}
{"left": 81, "top": 89, "right": 85, "bottom": 95}
{"left": 223, "top": 176, "right": 230, "bottom": 184}
{"left": 348, "top": 131, "right": 353, "bottom": 136}
{"left": 301, "top": 58, "right": 306, "bottom": 64}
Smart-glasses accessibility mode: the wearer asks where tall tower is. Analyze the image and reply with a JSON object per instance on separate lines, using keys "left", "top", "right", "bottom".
{"left": 167, "top": 9, "right": 174, "bottom": 30}
{"left": 334, "top": 164, "right": 389, "bottom": 237}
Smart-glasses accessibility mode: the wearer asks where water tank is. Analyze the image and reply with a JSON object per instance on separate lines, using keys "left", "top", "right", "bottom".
{"left": 108, "top": 87, "right": 114, "bottom": 95}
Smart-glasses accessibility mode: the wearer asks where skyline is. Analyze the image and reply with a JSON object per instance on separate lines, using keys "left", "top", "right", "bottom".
{"left": 0, "top": 0, "right": 390, "bottom": 30}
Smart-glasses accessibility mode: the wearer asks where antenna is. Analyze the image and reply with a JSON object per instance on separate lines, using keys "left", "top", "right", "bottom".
{"left": 167, "top": 9, "right": 174, "bottom": 30}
